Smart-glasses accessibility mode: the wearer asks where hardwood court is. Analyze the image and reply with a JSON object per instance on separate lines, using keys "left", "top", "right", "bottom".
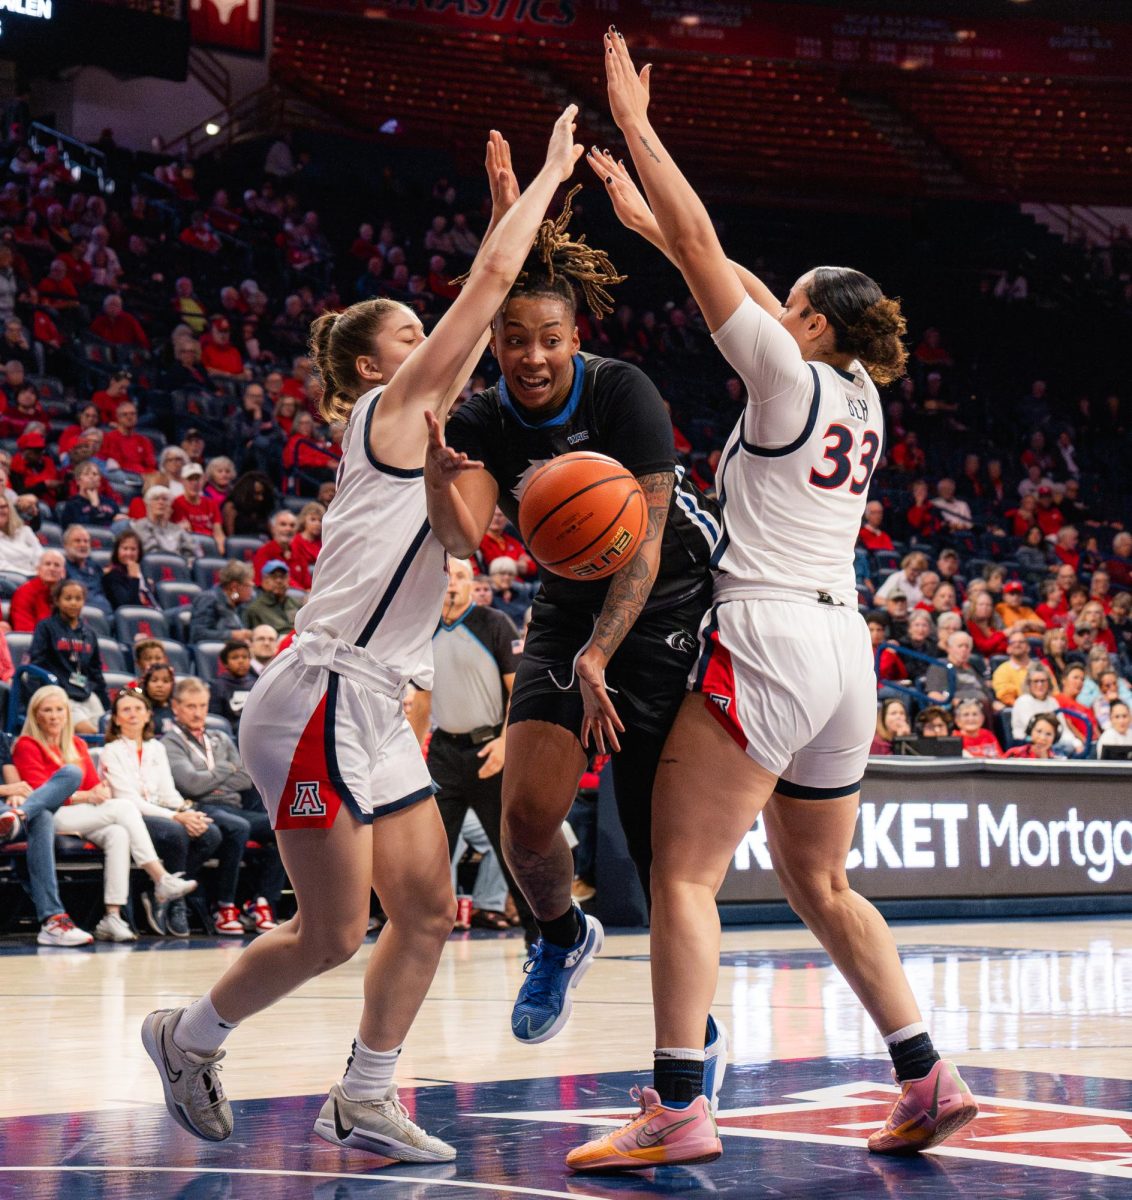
{"left": 4, "top": 917, "right": 1132, "bottom": 1198}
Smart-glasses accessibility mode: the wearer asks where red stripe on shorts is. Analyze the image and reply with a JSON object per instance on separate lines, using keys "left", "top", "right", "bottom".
{"left": 273, "top": 691, "right": 345, "bottom": 830}
{"left": 698, "top": 630, "right": 749, "bottom": 753}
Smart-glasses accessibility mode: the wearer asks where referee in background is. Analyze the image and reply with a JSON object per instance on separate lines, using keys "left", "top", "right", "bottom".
{"left": 416, "top": 557, "right": 537, "bottom": 944}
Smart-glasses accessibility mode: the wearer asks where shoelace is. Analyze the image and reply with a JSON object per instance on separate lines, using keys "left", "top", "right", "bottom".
{"left": 520, "top": 941, "right": 557, "bottom": 1006}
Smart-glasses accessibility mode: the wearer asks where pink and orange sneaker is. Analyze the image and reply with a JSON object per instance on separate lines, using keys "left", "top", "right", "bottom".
{"left": 565, "top": 1086, "right": 722, "bottom": 1172}
{"left": 868, "top": 1059, "right": 979, "bottom": 1155}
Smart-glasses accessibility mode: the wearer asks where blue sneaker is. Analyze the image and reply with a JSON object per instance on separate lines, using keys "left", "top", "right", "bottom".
{"left": 511, "top": 909, "right": 604, "bottom": 1043}
{"left": 703, "top": 1014, "right": 729, "bottom": 1113}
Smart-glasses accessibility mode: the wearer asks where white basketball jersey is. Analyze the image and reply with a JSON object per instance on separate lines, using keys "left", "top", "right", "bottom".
{"left": 294, "top": 385, "right": 447, "bottom": 688}
{"left": 709, "top": 296, "right": 884, "bottom": 607}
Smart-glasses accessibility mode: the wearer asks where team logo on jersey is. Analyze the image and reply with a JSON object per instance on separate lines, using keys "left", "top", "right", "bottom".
{"left": 566, "top": 430, "right": 590, "bottom": 445}
{"left": 289, "top": 781, "right": 325, "bottom": 818}
{"left": 708, "top": 692, "right": 732, "bottom": 713}
{"left": 512, "top": 458, "right": 553, "bottom": 501}
{"left": 664, "top": 630, "right": 697, "bottom": 654}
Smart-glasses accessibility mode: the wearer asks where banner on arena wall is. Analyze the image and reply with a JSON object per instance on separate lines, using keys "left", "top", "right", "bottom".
{"left": 717, "top": 761, "right": 1132, "bottom": 903}
{"left": 189, "top": 0, "right": 265, "bottom": 56}
{"left": 308, "top": 1, "right": 1132, "bottom": 79}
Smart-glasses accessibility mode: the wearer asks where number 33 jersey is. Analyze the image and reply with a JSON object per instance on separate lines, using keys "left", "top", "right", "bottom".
{"left": 708, "top": 294, "right": 884, "bottom": 608}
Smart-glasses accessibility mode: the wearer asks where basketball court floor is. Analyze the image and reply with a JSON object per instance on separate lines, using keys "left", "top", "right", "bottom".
{"left": 5, "top": 916, "right": 1132, "bottom": 1198}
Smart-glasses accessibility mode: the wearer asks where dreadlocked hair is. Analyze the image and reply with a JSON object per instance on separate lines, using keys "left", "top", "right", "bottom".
{"left": 458, "top": 186, "right": 626, "bottom": 318}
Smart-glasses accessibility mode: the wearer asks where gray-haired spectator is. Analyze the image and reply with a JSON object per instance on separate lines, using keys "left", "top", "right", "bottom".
{"left": 63, "top": 524, "right": 112, "bottom": 615}
{"left": 132, "top": 485, "right": 200, "bottom": 564}
{"left": 924, "top": 631, "right": 996, "bottom": 711}
{"left": 189, "top": 560, "right": 254, "bottom": 644}
{"left": 487, "top": 556, "right": 530, "bottom": 629}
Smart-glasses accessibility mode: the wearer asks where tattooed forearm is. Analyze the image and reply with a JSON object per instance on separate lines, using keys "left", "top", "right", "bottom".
{"left": 639, "top": 135, "right": 661, "bottom": 164}
{"left": 591, "top": 470, "right": 673, "bottom": 660}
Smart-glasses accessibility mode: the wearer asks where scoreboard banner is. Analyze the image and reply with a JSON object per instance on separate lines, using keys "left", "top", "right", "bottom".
{"left": 718, "top": 759, "right": 1132, "bottom": 903}
{"left": 316, "top": 1, "right": 1132, "bottom": 80}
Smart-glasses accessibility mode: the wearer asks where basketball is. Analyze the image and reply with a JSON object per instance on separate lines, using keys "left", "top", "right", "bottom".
{"left": 518, "top": 452, "right": 647, "bottom": 581}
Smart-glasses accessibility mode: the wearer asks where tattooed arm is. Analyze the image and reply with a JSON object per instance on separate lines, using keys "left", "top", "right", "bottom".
{"left": 576, "top": 469, "right": 674, "bottom": 752}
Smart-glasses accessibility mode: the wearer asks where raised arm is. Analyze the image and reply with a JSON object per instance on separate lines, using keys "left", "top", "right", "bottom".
{"left": 603, "top": 30, "right": 745, "bottom": 333}
{"left": 373, "top": 108, "right": 583, "bottom": 468}
{"left": 585, "top": 148, "right": 782, "bottom": 318}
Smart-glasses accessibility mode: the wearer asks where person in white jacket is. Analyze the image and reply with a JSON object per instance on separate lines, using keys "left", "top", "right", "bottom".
{"left": 0, "top": 495, "right": 44, "bottom": 575}
{"left": 100, "top": 686, "right": 223, "bottom": 937}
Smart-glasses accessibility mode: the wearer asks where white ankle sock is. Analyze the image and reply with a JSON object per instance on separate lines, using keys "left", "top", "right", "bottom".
{"left": 174, "top": 993, "right": 239, "bottom": 1056}
{"left": 340, "top": 1033, "right": 402, "bottom": 1101}
{"left": 655, "top": 1047, "right": 706, "bottom": 1062}
{"left": 883, "top": 1021, "right": 929, "bottom": 1046}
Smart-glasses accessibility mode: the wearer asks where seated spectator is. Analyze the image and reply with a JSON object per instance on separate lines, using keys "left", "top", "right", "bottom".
{"left": 16, "top": 684, "right": 196, "bottom": 942}
{"left": 58, "top": 462, "right": 119, "bottom": 528}
{"left": 62, "top": 524, "right": 112, "bottom": 615}
{"left": 89, "top": 294, "right": 150, "bottom": 350}
{"left": 995, "top": 580, "right": 1045, "bottom": 634}
{"left": 282, "top": 410, "right": 342, "bottom": 494}
{"left": 924, "top": 631, "right": 995, "bottom": 711}
{"left": 164, "top": 676, "right": 284, "bottom": 934}
{"left": 209, "top": 640, "right": 256, "bottom": 733}
{"left": 488, "top": 557, "right": 531, "bottom": 628}
{"left": 0, "top": 493, "right": 44, "bottom": 575}
{"left": 1011, "top": 664, "right": 1082, "bottom": 753}
{"left": 181, "top": 428, "right": 207, "bottom": 466}
{"left": 991, "top": 630, "right": 1033, "bottom": 707}
{"left": 1105, "top": 531, "right": 1132, "bottom": 592}
{"left": 30, "top": 578, "right": 110, "bottom": 733}
{"left": 1041, "top": 625, "right": 1076, "bottom": 687}
{"left": 102, "top": 400, "right": 157, "bottom": 476}
{"left": 884, "top": 590, "right": 911, "bottom": 640}
{"left": 965, "top": 590, "right": 1008, "bottom": 658}
{"left": 935, "top": 547, "right": 964, "bottom": 596}
{"left": 1089, "top": 569, "right": 1114, "bottom": 614}
{"left": 913, "top": 571, "right": 940, "bottom": 609}
{"left": 37, "top": 258, "right": 79, "bottom": 313}
{"left": 249, "top": 624, "right": 278, "bottom": 675}
{"left": 916, "top": 706, "right": 953, "bottom": 738}
{"left": 252, "top": 508, "right": 297, "bottom": 582}
{"left": 10, "top": 550, "right": 66, "bottom": 631}
{"left": 1055, "top": 663, "right": 1094, "bottom": 742}
{"left": 935, "top": 611, "right": 964, "bottom": 658}
{"left": 875, "top": 551, "right": 927, "bottom": 607}
{"left": 1, "top": 318, "right": 36, "bottom": 374}
{"left": 1002, "top": 712, "right": 1063, "bottom": 760}
{"left": 189, "top": 559, "right": 254, "bottom": 644}
{"left": 870, "top": 697, "right": 911, "bottom": 755}
{"left": 179, "top": 211, "right": 221, "bottom": 256}
{"left": 221, "top": 471, "right": 274, "bottom": 538}
{"left": 10, "top": 428, "right": 62, "bottom": 500}
{"left": 2, "top": 384, "right": 51, "bottom": 441}
{"left": 0, "top": 732, "right": 91, "bottom": 945}
{"left": 891, "top": 432, "right": 925, "bottom": 475}
{"left": 1075, "top": 601, "right": 1118, "bottom": 655}
{"left": 1096, "top": 700, "right": 1132, "bottom": 756}
{"left": 866, "top": 612, "right": 906, "bottom": 684}
{"left": 172, "top": 461, "right": 225, "bottom": 554}
{"left": 132, "top": 638, "right": 167, "bottom": 681}
{"left": 159, "top": 445, "right": 189, "bottom": 500}
{"left": 858, "top": 499, "right": 894, "bottom": 554}
{"left": 59, "top": 403, "right": 103, "bottom": 461}
{"left": 289, "top": 501, "right": 324, "bottom": 591}
{"left": 1035, "top": 579, "right": 1068, "bottom": 630}
{"left": 1016, "top": 525, "right": 1052, "bottom": 578}
{"left": 478, "top": 506, "right": 537, "bottom": 581}
{"left": 203, "top": 456, "right": 237, "bottom": 507}
{"left": 171, "top": 276, "right": 207, "bottom": 334}
{"left": 90, "top": 371, "right": 133, "bottom": 426}
{"left": 1093, "top": 670, "right": 1128, "bottom": 734}
{"left": 1052, "top": 525, "right": 1081, "bottom": 572}
{"left": 954, "top": 699, "right": 1002, "bottom": 758}
{"left": 930, "top": 478, "right": 973, "bottom": 532}
{"left": 1110, "top": 593, "right": 1132, "bottom": 668}
{"left": 201, "top": 316, "right": 247, "bottom": 380}
{"left": 141, "top": 661, "right": 175, "bottom": 735}
{"left": 99, "top": 687, "right": 223, "bottom": 937}
{"left": 103, "top": 528, "right": 159, "bottom": 611}
{"left": 244, "top": 559, "right": 302, "bottom": 634}
{"left": 927, "top": 581, "right": 960, "bottom": 619}
{"left": 132, "top": 485, "right": 199, "bottom": 564}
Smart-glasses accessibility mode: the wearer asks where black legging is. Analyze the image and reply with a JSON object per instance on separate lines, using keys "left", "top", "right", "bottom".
{"left": 608, "top": 727, "right": 667, "bottom": 912}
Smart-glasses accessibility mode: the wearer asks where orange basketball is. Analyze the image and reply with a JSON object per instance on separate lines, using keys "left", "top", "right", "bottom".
{"left": 518, "top": 452, "right": 646, "bottom": 581}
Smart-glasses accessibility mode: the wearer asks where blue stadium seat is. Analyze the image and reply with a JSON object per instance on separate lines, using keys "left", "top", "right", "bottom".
{"left": 0, "top": 571, "right": 28, "bottom": 598}
{"left": 206, "top": 713, "right": 233, "bottom": 737}
{"left": 38, "top": 522, "right": 63, "bottom": 547}
{"left": 103, "top": 671, "right": 135, "bottom": 699}
{"left": 192, "top": 535, "right": 219, "bottom": 558}
{"left": 155, "top": 579, "right": 201, "bottom": 609}
{"left": 114, "top": 606, "right": 169, "bottom": 645}
{"left": 89, "top": 550, "right": 112, "bottom": 571}
{"left": 81, "top": 607, "right": 110, "bottom": 638}
{"left": 159, "top": 639, "right": 191, "bottom": 675}
{"left": 226, "top": 537, "right": 266, "bottom": 563}
{"left": 97, "top": 639, "right": 129, "bottom": 674}
{"left": 5, "top": 633, "right": 32, "bottom": 666}
{"left": 142, "top": 553, "right": 192, "bottom": 587}
{"left": 86, "top": 528, "right": 116, "bottom": 551}
{"left": 193, "top": 557, "right": 227, "bottom": 589}
{"left": 192, "top": 641, "right": 225, "bottom": 683}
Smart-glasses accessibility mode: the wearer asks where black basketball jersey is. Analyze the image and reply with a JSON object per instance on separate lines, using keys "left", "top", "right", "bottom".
{"left": 445, "top": 353, "right": 721, "bottom": 614}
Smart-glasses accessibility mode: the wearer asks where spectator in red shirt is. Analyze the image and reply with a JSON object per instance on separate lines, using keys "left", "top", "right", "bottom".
{"left": 1035, "top": 579, "right": 1069, "bottom": 630}
{"left": 1053, "top": 525, "right": 1081, "bottom": 572}
{"left": 289, "top": 500, "right": 324, "bottom": 591}
{"left": 954, "top": 700, "right": 1003, "bottom": 758}
{"left": 1007, "top": 493, "right": 1039, "bottom": 539}
{"left": 1105, "top": 531, "right": 1132, "bottom": 592}
{"left": 251, "top": 509, "right": 297, "bottom": 583}
{"left": 200, "top": 317, "right": 247, "bottom": 380}
{"left": 0, "top": 384, "right": 50, "bottom": 440}
{"left": 172, "top": 462, "right": 225, "bottom": 554}
{"left": 890, "top": 431, "right": 925, "bottom": 474}
{"left": 1033, "top": 486, "right": 1063, "bottom": 539}
{"left": 858, "top": 500, "right": 894, "bottom": 553}
{"left": 478, "top": 506, "right": 536, "bottom": 580}
{"left": 1055, "top": 663, "right": 1094, "bottom": 741}
{"left": 866, "top": 612, "right": 906, "bottom": 685}
{"left": 1089, "top": 569, "right": 1114, "bottom": 614}
{"left": 37, "top": 259, "right": 79, "bottom": 313}
{"left": 90, "top": 370, "right": 132, "bottom": 427}
{"left": 280, "top": 356, "right": 313, "bottom": 402}
{"left": 1002, "top": 712, "right": 1062, "bottom": 759}
{"left": 89, "top": 294, "right": 150, "bottom": 351}
{"left": 10, "top": 549, "right": 66, "bottom": 632}
{"left": 58, "top": 403, "right": 103, "bottom": 458}
{"left": 101, "top": 400, "right": 157, "bottom": 475}
{"left": 965, "top": 590, "right": 1008, "bottom": 658}
{"left": 904, "top": 479, "right": 941, "bottom": 542}
{"left": 282, "top": 411, "right": 342, "bottom": 494}
{"left": 178, "top": 211, "right": 221, "bottom": 256}
{"left": 1041, "top": 626, "right": 1075, "bottom": 689}
{"left": 10, "top": 429, "right": 62, "bottom": 500}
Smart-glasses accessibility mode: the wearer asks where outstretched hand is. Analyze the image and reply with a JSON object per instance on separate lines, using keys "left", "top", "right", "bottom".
{"left": 485, "top": 129, "right": 520, "bottom": 222}
{"left": 604, "top": 27, "right": 652, "bottom": 132}
{"left": 584, "top": 147, "right": 663, "bottom": 246}
{"left": 544, "top": 103, "right": 585, "bottom": 182}
{"left": 577, "top": 645, "right": 625, "bottom": 754}
{"left": 423, "top": 409, "right": 483, "bottom": 485}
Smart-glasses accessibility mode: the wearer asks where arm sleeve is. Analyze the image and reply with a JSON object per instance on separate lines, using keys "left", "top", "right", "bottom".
{"left": 595, "top": 363, "right": 675, "bottom": 478}
{"left": 711, "top": 295, "right": 816, "bottom": 450}
{"left": 12, "top": 738, "right": 53, "bottom": 790}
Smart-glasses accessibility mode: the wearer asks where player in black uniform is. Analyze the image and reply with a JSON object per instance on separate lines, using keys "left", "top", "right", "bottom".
{"left": 424, "top": 186, "right": 720, "bottom": 1046}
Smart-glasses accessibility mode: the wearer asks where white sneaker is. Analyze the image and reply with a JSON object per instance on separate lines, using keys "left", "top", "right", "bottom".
{"left": 94, "top": 913, "right": 137, "bottom": 942}
{"left": 37, "top": 914, "right": 94, "bottom": 947}
{"left": 155, "top": 872, "right": 198, "bottom": 905}
{"left": 141, "top": 1008, "right": 234, "bottom": 1142}
{"left": 314, "top": 1082, "right": 456, "bottom": 1162}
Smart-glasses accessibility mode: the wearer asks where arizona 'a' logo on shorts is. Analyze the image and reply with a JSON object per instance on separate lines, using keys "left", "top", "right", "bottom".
{"left": 290, "top": 780, "right": 326, "bottom": 818}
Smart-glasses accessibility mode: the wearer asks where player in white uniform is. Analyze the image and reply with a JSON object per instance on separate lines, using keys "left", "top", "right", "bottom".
{"left": 566, "top": 35, "right": 978, "bottom": 1172}
{"left": 141, "top": 109, "right": 585, "bottom": 1162}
